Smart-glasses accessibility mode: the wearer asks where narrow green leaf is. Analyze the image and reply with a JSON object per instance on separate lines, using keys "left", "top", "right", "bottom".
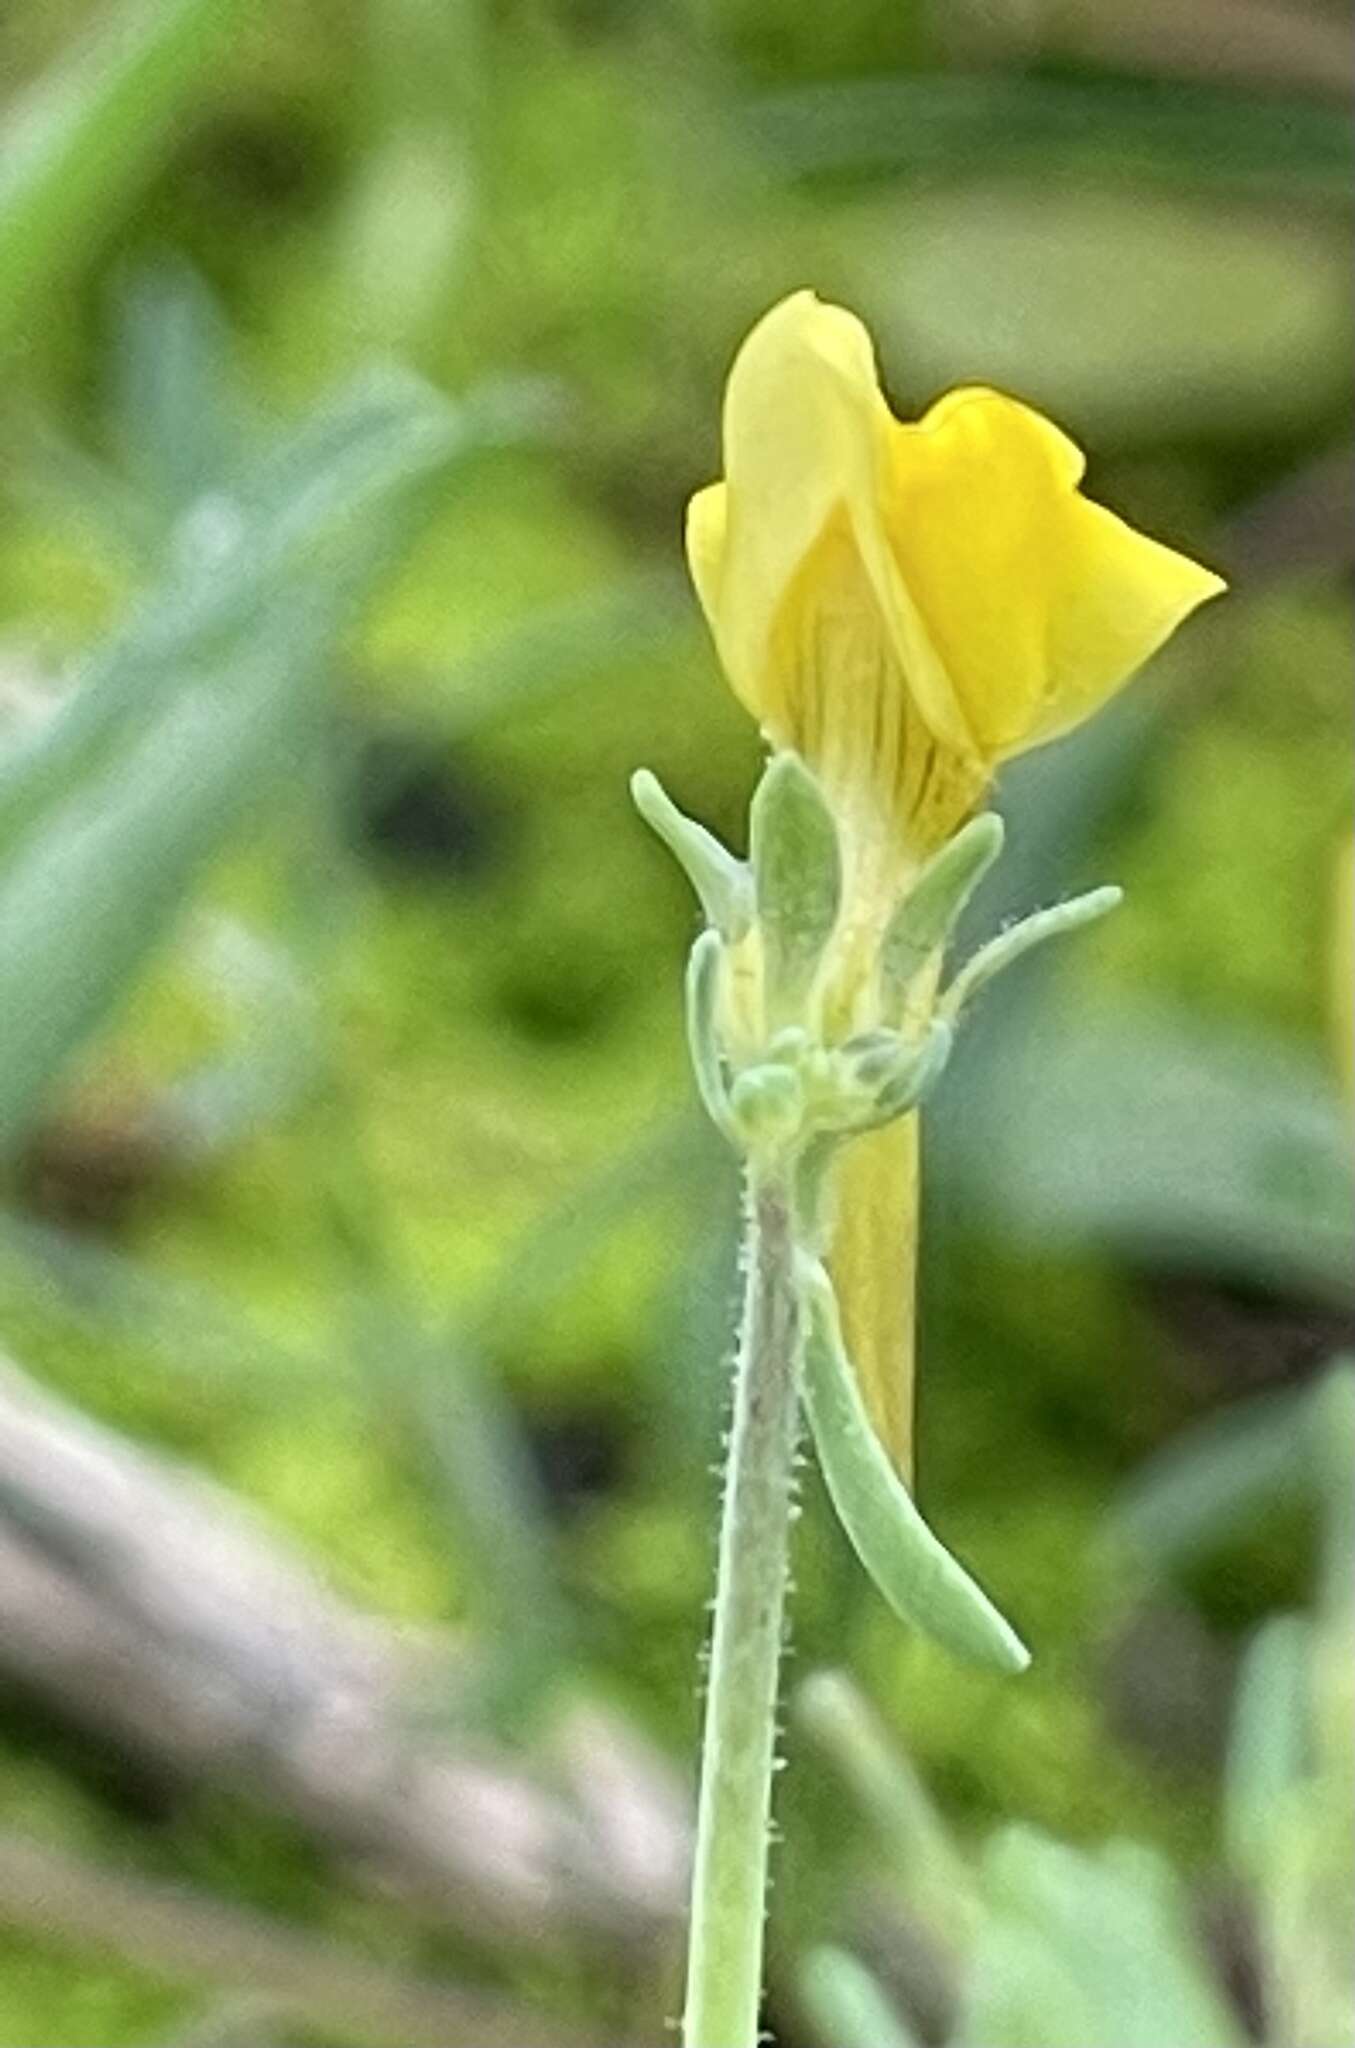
{"left": 1308, "top": 1361, "right": 1355, "bottom": 1624}
{"left": 799, "top": 1947, "right": 921, "bottom": 2048}
{"left": 631, "top": 769, "right": 752, "bottom": 936}
{"left": 1107, "top": 1385, "right": 1309, "bottom": 1577}
{"left": 955, "top": 1912, "right": 1104, "bottom": 2048}
{"left": 750, "top": 753, "right": 840, "bottom": 1024}
{"left": 431, "top": 572, "right": 685, "bottom": 742}
{"left": 0, "top": 359, "right": 460, "bottom": 1159}
{"left": 879, "top": 811, "right": 1004, "bottom": 1013}
{"left": 751, "top": 72, "right": 1354, "bottom": 203}
{"left": 0, "top": 0, "right": 248, "bottom": 354}
{"left": 110, "top": 263, "right": 238, "bottom": 527}
{"left": 960, "top": 1829, "right": 1245, "bottom": 2048}
{"left": 939, "top": 1004, "right": 1355, "bottom": 1305}
{"left": 1223, "top": 1613, "right": 1311, "bottom": 1883}
{"left": 0, "top": 1205, "right": 321, "bottom": 1391}
{"left": 795, "top": 1670, "right": 972, "bottom": 1925}
{"left": 798, "top": 1258, "right": 1029, "bottom": 1673}
{"left": 239, "top": 367, "right": 468, "bottom": 558}
{"left": 0, "top": 371, "right": 460, "bottom": 855}
{"left": 0, "top": 575, "right": 348, "bottom": 1157}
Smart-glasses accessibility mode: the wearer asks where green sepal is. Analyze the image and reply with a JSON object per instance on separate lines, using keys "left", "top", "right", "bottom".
{"left": 798, "top": 1256, "right": 1030, "bottom": 1673}
{"left": 750, "top": 752, "right": 841, "bottom": 1026}
{"left": 870, "top": 1019, "right": 954, "bottom": 1122}
{"left": 879, "top": 812, "right": 1004, "bottom": 1016}
{"left": 828, "top": 1020, "right": 954, "bottom": 1133}
{"left": 942, "top": 884, "right": 1122, "bottom": 1020}
{"left": 631, "top": 768, "right": 753, "bottom": 937}
{"left": 837, "top": 1028, "right": 903, "bottom": 1088}
{"left": 728, "top": 1061, "right": 804, "bottom": 1151}
{"left": 685, "top": 930, "right": 737, "bottom": 1145}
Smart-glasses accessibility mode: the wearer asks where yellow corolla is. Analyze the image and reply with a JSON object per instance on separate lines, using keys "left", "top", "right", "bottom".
{"left": 688, "top": 289, "right": 1223, "bottom": 872}
{"left": 686, "top": 289, "right": 1224, "bottom": 1474}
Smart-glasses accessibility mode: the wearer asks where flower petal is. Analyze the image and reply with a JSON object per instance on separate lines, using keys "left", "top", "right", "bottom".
{"left": 688, "top": 296, "right": 956, "bottom": 729}
{"left": 685, "top": 478, "right": 728, "bottom": 638}
{"left": 686, "top": 292, "right": 984, "bottom": 871}
{"left": 886, "top": 388, "right": 1225, "bottom": 758}
{"left": 1032, "top": 496, "right": 1227, "bottom": 747}
{"left": 686, "top": 292, "right": 872, "bottom": 716}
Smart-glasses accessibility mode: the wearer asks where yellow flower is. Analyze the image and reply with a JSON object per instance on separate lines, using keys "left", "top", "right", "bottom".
{"left": 686, "top": 289, "right": 1224, "bottom": 1475}
{"left": 689, "top": 289, "right": 1223, "bottom": 873}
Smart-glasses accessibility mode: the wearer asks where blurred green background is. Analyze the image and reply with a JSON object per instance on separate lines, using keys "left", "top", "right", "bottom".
{"left": 0, "top": 1, "right": 1351, "bottom": 2043}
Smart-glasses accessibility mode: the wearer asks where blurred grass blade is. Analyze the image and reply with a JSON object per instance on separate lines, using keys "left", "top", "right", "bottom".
{"left": 427, "top": 570, "right": 688, "bottom": 740}
{"left": 153, "top": 919, "right": 319, "bottom": 1160}
{"left": 0, "top": 370, "right": 463, "bottom": 853}
{"left": 0, "top": 1206, "right": 323, "bottom": 1390}
{"left": 314, "top": 1081, "right": 578, "bottom": 1714}
{"left": 929, "top": 688, "right": 1164, "bottom": 1156}
{"left": 278, "top": 759, "right": 579, "bottom": 1711}
{"left": 956, "top": 1910, "right": 1103, "bottom": 2048}
{"left": 795, "top": 1669, "right": 972, "bottom": 1936}
{"left": 10, "top": 415, "right": 154, "bottom": 569}
{"left": 799, "top": 1947, "right": 921, "bottom": 2048}
{"left": 960, "top": 1828, "right": 1245, "bottom": 2048}
{"left": 0, "top": 368, "right": 461, "bottom": 1155}
{"left": 0, "top": 577, "right": 346, "bottom": 1156}
{"left": 111, "top": 263, "right": 239, "bottom": 528}
{"left": 467, "top": 1116, "right": 705, "bottom": 1351}
{"left": 1307, "top": 1360, "right": 1355, "bottom": 1627}
{"left": 1107, "top": 1385, "right": 1310, "bottom": 1578}
{"left": 749, "top": 73, "right": 1355, "bottom": 199}
{"left": 1224, "top": 1613, "right": 1311, "bottom": 1883}
{"left": 948, "top": 1002, "right": 1355, "bottom": 1305}
{"left": 347, "top": 1294, "right": 577, "bottom": 1716}
{"left": 240, "top": 367, "right": 472, "bottom": 556}
{"left": 0, "top": 0, "right": 248, "bottom": 353}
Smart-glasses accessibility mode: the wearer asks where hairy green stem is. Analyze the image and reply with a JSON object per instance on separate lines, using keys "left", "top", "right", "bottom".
{"left": 683, "top": 1159, "right": 804, "bottom": 2048}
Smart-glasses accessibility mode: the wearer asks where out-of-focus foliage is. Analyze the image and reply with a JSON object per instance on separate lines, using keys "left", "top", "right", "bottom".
{"left": 797, "top": 1363, "right": 1355, "bottom": 2048}
{"left": 0, "top": 0, "right": 249, "bottom": 353}
{"left": 0, "top": 0, "right": 1351, "bottom": 2041}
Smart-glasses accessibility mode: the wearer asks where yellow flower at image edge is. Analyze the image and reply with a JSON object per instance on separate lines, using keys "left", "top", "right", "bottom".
{"left": 686, "top": 289, "right": 1225, "bottom": 1475}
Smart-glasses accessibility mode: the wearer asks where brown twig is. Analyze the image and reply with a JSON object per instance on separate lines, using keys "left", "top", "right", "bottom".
{"left": 0, "top": 1832, "right": 616, "bottom": 2048}
{"left": 0, "top": 1349, "right": 687, "bottom": 1957}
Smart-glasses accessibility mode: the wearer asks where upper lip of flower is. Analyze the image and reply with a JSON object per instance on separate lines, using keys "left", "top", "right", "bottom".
{"left": 685, "top": 287, "right": 1226, "bottom": 854}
